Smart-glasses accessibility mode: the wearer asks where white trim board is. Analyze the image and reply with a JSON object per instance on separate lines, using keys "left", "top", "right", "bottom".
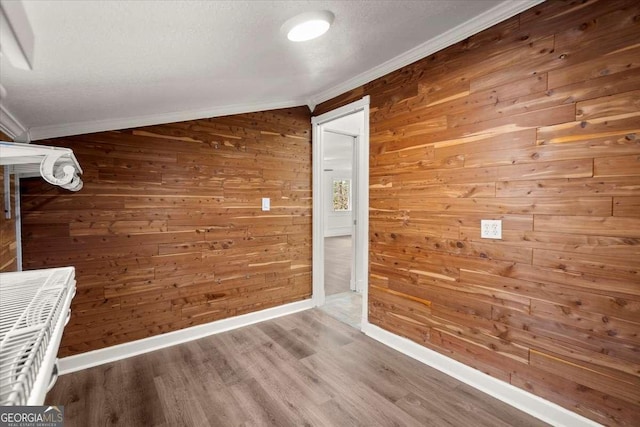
{"left": 26, "top": 98, "right": 304, "bottom": 141}
{"left": 58, "top": 298, "right": 313, "bottom": 375}
{"left": 361, "top": 322, "right": 603, "bottom": 427}
{"left": 59, "top": 293, "right": 601, "bottom": 426}
{"left": 311, "top": 96, "right": 370, "bottom": 314}
{"left": 0, "top": 103, "right": 28, "bottom": 141}
{"left": 307, "top": 0, "right": 546, "bottom": 108}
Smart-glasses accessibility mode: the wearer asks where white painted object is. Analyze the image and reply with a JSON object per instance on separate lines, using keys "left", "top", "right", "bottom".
{"left": 362, "top": 322, "right": 601, "bottom": 427}
{"left": 281, "top": 10, "right": 334, "bottom": 42}
{"left": 261, "top": 197, "right": 270, "bottom": 211}
{"left": 58, "top": 299, "right": 313, "bottom": 375}
{"left": 0, "top": 267, "right": 76, "bottom": 405}
{"left": 0, "top": 0, "right": 34, "bottom": 70}
{"left": 312, "top": 96, "right": 369, "bottom": 319}
{"left": 0, "top": 141, "right": 83, "bottom": 192}
{"left": 481, "top": 219, "right": 502, "bottom": 239}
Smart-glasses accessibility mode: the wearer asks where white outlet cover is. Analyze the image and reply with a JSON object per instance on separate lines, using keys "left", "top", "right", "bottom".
{"left": 481, "top": 219, "right": 502, "bottom": 239}
{"left": 261, "top": 197, "right": 270, "bottom": 211}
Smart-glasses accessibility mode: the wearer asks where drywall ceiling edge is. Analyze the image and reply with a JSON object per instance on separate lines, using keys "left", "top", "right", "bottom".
{"left": 0, "top": 103, "right": 27, "bottom": 140}
{"left": 26, "top": 98, "right": 305, "bottom": 141}
{"left": 19, "top": 0, "right": 545, "bottom": 141}
{"left": 307, "top": 0, "right": 547, "bottom": 109}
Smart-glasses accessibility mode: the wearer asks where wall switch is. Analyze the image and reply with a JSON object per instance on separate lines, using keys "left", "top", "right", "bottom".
{"left": 261, "top": 198, "right": 270, "bottom": 211}
{"left": 481, "top": 219, "right": 502, "bottom": 239}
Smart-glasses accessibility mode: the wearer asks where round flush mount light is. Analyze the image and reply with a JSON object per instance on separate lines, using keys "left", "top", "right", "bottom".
{"left": 282, "top": 10, "right": 334, "bottom": 42}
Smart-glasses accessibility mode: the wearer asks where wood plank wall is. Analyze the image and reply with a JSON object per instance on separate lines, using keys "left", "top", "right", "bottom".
{"left": 316, "top": 0, "right": 640, "bottom": 424}
{"left": 20, "top": 107, "right": 312, "bottom": 356}
{"left": 0, "top": 131, "right": 18, "bottom": 272}
{"left": 0, "top": 167, "right": 18, "bottom": 272}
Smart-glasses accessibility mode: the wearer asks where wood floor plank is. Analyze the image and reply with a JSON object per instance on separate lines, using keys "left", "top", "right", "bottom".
{"left": 324, "top": 236, "right": 352, "bottom": 296}
{"left": 200, "top": 330, "right": 259, "bottom": 386}
{"left": 301, "top": 350, "right": 422, "bottom": 426}
{"left": 303, "top": 339, "right": 412, "bottom": 404}
{"left": 229, "top": 378, "right": 300, "bottom": 426}
{"left": 395, "top": 391, "right": 513, "bottom": 427}
{"left": 453, "top": 383, "right": 545, "bottom": 427}
{"left": 46, "top": 309, "right": 547, "bottom": 426}
{"left": 250, "top": 334, "right": 335, "bottom": 406}
{"left": 317, "top": 399, "right": 366, "bottom": 427}
{"left": 153, "top": 374, "right": 210, "bottom": 427}
{"left": 121, "top": 358, "right": 167, "bottom": 426}
{"left": 257, "top": 321, "right": 316, "bottom": 359}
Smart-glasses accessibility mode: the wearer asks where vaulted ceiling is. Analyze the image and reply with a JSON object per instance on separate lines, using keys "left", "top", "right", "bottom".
{"left": 0, "top": 0, "right": 542, "bottom": 141}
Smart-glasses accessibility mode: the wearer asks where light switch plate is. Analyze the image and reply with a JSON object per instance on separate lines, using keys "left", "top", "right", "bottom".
{"left": 481, "top": 219, "right": 502, "bottom": 239}
{"left": 261, "top": 197, "right": 270, "bottom": 211}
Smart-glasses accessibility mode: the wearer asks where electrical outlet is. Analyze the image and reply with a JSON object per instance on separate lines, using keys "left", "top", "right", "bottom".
{"left": 481, "top": 219, "right": 502, "bottom": 239}
{"left": 261, "top": 198, "right": 270, "bottom": 211}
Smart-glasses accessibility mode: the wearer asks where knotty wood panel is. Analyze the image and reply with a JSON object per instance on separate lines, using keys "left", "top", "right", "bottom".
{"left": 0, "top": 168, "right": 17, "bottom": 272}
{"left": 20, "top": 107, "right": 312, "bottom": 357}
{"left": 317, "top": 0, "right": 640, "bottom": 424}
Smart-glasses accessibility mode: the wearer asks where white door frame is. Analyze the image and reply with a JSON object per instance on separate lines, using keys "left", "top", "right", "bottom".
{"left": 311, "top": 96, "right": 370, "bottom": 327}
{"left": 322, "top": 128, "right": 358, "bottom": 291}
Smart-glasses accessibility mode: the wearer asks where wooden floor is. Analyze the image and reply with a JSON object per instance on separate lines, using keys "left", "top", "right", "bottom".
{"left": 324, "top": 236, "right": 352, "bottom": 296}
{"left": 47, "top": 309, "right": 547, "bottom": 426}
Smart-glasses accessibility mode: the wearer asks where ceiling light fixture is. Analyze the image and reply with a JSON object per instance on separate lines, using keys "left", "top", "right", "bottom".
{"left": 282, "top": 10, "right": 334, "bottom": 42}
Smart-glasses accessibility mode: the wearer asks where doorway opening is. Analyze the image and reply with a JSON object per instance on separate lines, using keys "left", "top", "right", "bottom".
{"left": 311, "top": 96, "right": 369, "bottom": 330}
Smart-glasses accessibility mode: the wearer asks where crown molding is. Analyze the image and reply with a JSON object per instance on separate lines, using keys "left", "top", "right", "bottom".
{"left": 0, "top": 0, "right": 35, "bottom": 70}
{"left": 15, "top": 0, "right": 545, "bottom": 140}
{"left": 308, "top": 0, "right": 546, "bottom": 109}
{"left": 0, "top": 103, "right": 27, "bottom": 141}
{"left": 27, "top": 98, "right": 305, "bottom": 141}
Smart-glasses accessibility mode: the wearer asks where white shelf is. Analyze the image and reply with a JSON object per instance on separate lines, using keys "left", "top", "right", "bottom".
{"left": 0, "top": 267, "right": 76, "bottom": 405}
{"left": 0, "top": 141, "right": 83, "bottom": 191}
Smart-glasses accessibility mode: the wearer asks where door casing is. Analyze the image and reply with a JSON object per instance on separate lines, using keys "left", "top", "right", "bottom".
{"left": 311, "top": 96, "right": 370, "bottom": 327}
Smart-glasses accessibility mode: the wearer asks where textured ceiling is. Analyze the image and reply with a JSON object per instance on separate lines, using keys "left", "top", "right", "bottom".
{"left": 0, "top": 0, "right": 541, "bottom": 140}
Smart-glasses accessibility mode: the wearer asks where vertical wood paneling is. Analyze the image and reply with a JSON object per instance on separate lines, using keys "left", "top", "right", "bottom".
{"left": 0, "top": 120, "right": 17, "bottom": 270}
{"left": 317, "top": 0, "right": 640, "bottom": 424}
{"left": 0, "top": 167, "right": 17, "bottom": 272}
{"left": 20, "top": 107, "right": 312, "bottom": 356}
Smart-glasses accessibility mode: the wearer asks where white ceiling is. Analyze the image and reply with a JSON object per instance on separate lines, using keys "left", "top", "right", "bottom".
{"left": 0, "top": 0, "right": 542, "bottom": 141}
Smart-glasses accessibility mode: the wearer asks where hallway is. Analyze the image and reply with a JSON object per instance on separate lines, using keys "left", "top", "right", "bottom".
{"left": 321, "top": 236, "right": 362, "bottom": 328}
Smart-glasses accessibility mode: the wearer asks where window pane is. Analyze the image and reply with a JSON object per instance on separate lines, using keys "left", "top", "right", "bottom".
{"left": 333, "top": 179, "right": 350, "bottom": 211}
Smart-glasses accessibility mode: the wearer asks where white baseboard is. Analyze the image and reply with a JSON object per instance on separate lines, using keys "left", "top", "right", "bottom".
{"left": 361, "top": 322, "right": 602, "bottom": 427}
{"left": 58, "top": 299, "right": 314, "bottom": 375}
{"left": 58, "top": 299, "right": 600, "bottom": 426}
